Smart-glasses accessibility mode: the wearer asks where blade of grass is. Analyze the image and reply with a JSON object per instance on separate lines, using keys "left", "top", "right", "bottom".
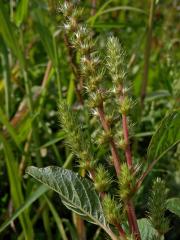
{"left": 40, "top": 131, "right": 65, "bottom": 148}
{"left": 63, "top": 219, "right": 79, "bottom": 240}
{"left": 44, "top": 195, "right": 69, "bottom": 240}
{"left": 96, "top": 6, "right": 146, "bottom": 16}
{"left": 0, "top": 151, "right": 75, "bottom": 234}
{"left": 33, "top": 9, "right": 62, "bottom": 99}
{"left": 140, "top": 0, "right": 155, "bottom": 106}
{"left": 87, "top": 0, "right": 115, "bottom": 25}
{"left": 33, "top": 10, "right": 57, "bottom": 67}
{"left": 22, "top": 69, "right": 42, "bottom": 166}
{"left": 0, "top": 37, "right": 11, "bottom": 119}
{"left": 14, "top": 0, "right": 29, "bottom": 26}
{"left": 0, "top": 2, "right": 24, "bottom": 67}
{"left": 42, "top": 205, "right": 53, "bottom": 240}
{"left": 0, "top": 185, "right": 48, "bottom": 233}
{"left": 0, "top": 132, "right": 34, "bottom": 239}
{"left": 0, "top": 106, "right": 22, "bottom": 151}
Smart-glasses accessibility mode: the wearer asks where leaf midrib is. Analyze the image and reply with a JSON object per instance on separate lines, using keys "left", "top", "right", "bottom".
{"left": 27, "top": 170, "right": 107, "bottom": 229}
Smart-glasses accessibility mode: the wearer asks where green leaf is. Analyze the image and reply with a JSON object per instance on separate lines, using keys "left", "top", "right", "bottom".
{"left": 26, "top": 166, "right": 106, "bottom": 225}
{"left": 25, "top": 166, "right": 118, "bottom": 240}
{"left": 14, "top": 0, "right": 29, "bottom": 26}
{"left": 0, "top": 133, "right": 34, "bottom": 239}
{"left": 0, "top": 3, "right": 24, "bottom": 67}
{"left": 166, "top": 198, "right": 180, "bottom": 217}
{"left": 0, "top": 37, "right": 11, "bottom": 119}
{"left": 44, "top": 196, "right": 68, "bottom": 240}
{"left": 88, "top": 0, "right": 114, "bottom": 25}
{"left": 0, "top": 106, "right": 22, "bottom": 151}
{"left": 100, "top": 6, "right": 146, "bottom": 15}
{"left": 138, "top": 218, "right": 158, "bottom": 240}
{"left": 0, "top": 185, "right": 48, "bottom": 233}
{"left": 40, "top": 131, "right": 65, "bottom": 148}
{"left": 32, "top": 9, "right": 57, "bottom": 67}
{"left": 88, "top": 1, "right": 146, "bottom": 26}
{"left": 147, "top": 110, "right": 180, "bottom": 163}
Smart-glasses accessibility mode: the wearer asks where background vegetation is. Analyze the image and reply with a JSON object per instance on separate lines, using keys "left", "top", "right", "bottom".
{"left": 0, "top": 0, "right": 179, "bottom": 239}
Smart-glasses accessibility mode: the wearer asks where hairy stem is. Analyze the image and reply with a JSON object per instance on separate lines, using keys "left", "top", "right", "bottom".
{"left": 97, "top": 105, "right": 121, "bottom": 175}
{"left": 97, "top": 105, "right": 127, "bottom": 239}
{"left": 136, "top": 158, "right": 158, "bottom": 190}
{"left": 126, "top": 200, "right": 141, "bottom": 240}
{"left": 119, "top": 90, "right": 141, "bottom": 240}
{"left": 115, "top": 223, "right": 127, "bottom": 240}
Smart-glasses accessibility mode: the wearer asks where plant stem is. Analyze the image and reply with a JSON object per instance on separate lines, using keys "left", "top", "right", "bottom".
{"left": 23, "top": 69, "right": 42, "bottom": 166}
{"left": 97, "top": 105, "right": 121, "bottom": 175}
{"left": 119, "top": 90, "right": 141, "bottom": 240}
{"left": 96, "top": 104, "right": 127, "bottom": 239}
{"left": 136, "top": 158, "right": 158, "bottom": 190}
{"left": 126, "top": 200, "right": 141, "bottom": 240}
{"left": 115, "top": 223, "right": 127, "bottom": 240}
{"left": 140, "top": 0, "right": 155, "bottom": 106}
{"left": 73, "top": 214, "right": 87, "bottom": 240}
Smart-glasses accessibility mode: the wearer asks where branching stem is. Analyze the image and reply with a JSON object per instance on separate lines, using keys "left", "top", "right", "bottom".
{"left": 119, "top": 88, "right": 141, "bottom": 240}
{"left": 115, "top": 223, "right": 127, "bottom": 240}
{"left": 97, "top": 104, "right": 127, "bottom": 239}
{"left": 136, "top": 158, "right": 158, "bottom": 190}
{"left": 97, "top": 105, "right": 121, "bottom": 175}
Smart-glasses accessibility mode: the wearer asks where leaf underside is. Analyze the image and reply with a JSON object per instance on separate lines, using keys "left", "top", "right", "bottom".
{"left": 138, "top": 218, "right": 158, "bottom": 240}
{"left": 166, "top": 198, "right": 180, "bottom": 217}
{"left": 26, "top": 166, "right": 107, "bottom": 227}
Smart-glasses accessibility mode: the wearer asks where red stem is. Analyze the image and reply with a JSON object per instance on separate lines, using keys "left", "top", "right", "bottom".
{"left": 119, "top": 93, "right": 141, "bottom": 240}
{"left": 97, "top": 105, "right": 127, "bottom": 238}
{"left": 115, "top": 223, "right": 127, "bottom": 240}
{"left": 97, "top": 106, "right": 121, "bottom": 175}
{"left": 136, "top": 158, "right": 158, "bottom": 190}
{"left": 127, "top": 200, "right": 141, "bottom": 240}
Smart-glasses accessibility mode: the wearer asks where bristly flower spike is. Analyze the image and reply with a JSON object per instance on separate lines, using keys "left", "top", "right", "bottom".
{"left": 58, "top": 101, "right": 96, "bottom": 171}
{"left": 106, "top": 36, "right": 127, "bottom": 86}
{"left": 94, "top": 165, "right": 112, "bottom": 192}
{"left": 147, "top": 178, "right": 170, "bottom": 237}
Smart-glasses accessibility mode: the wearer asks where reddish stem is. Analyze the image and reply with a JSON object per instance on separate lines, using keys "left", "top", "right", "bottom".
{"left": 97, "top": 106, "right": 121, "bottom": 175}
{"left": 119, "top": 92, "right": 141, "bottom": 240}
{"left": 136, "top": 158, "right": 158, "bottom": 190}
{"left": 127, "top": 200, "right": 141, "bottom": 240}
{"left": 115, "top": 223, "right": 127, "bottom": 240}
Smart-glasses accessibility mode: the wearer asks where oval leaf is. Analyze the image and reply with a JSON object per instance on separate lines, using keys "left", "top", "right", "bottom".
{"left": 138, "top": 218, "right": 158, "bottom": 240}
{"left": 26, "top": 166, "right": 106, "bottom": 227}
{"left": 166, "top": 198, "right": 180, "bottom": 217}
{"left": 147, "top": 110, "right": 180, "bottom": 163}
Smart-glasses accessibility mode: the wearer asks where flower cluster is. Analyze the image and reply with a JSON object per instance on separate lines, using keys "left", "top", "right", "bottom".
{"left": 148, "top": 178, "right": 170, "bottom": 236}
{"left": 58, "top": 3, "right": 171, "bottom": 240}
